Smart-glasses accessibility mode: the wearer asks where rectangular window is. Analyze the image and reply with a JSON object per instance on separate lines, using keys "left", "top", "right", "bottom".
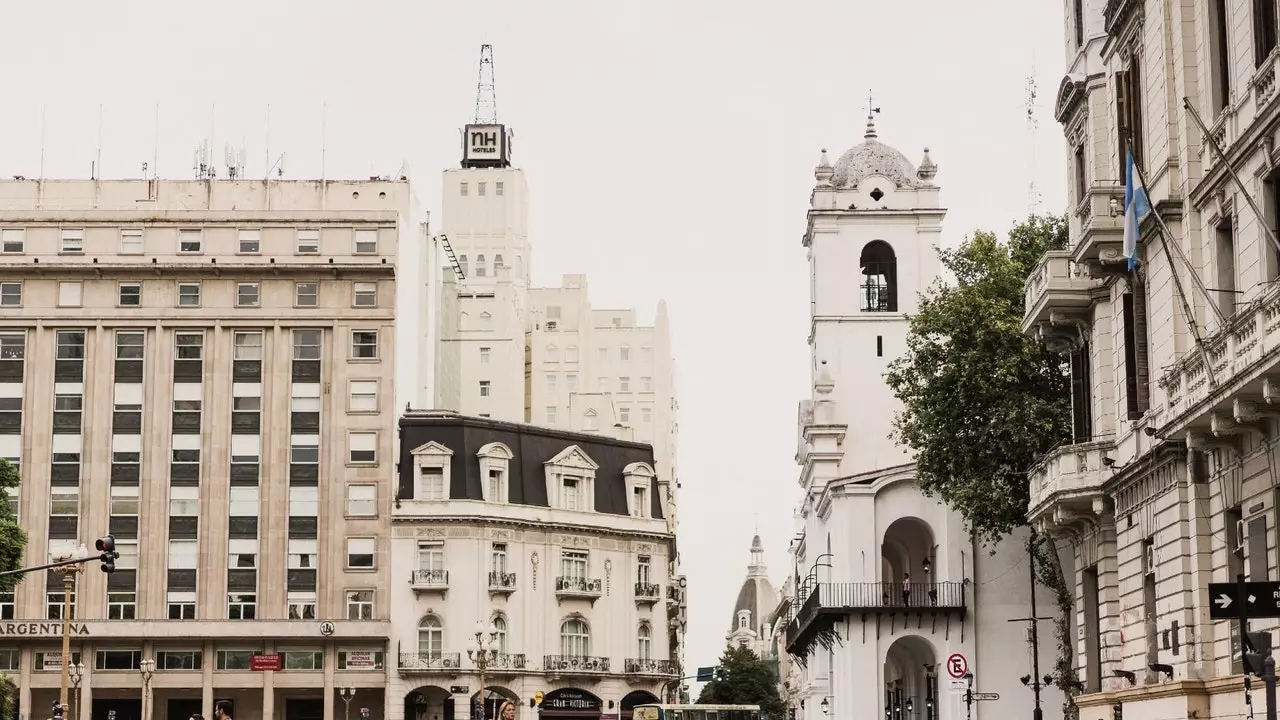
{"left": 1215, "top": 217, "right": 1238, "bottom": 319}
{"left": 1074, "top": 0, "right": 1084, "bottom": 46}
{"left": 351, "top": 330, "right": 379, "bottom": 359}
{"left": 0, "top": 229, "right": 23, "bottom": 254}
{"left": 109, "top": 486, "right": 139, "bottom": 516}
{"left": 495, "top": 181, "right": 504, "bottom": 196}
{"left": 1074, "top": 144, "right": 1087, "bottom": 207}
{"left": 228, "top": 593, "right": 256, "bottom": 620}
{"left": 354, "top": 229, "right": 378, "bottom": 254}
{"left": 1070, "top": 344, "right": 1094, "bottom": 442}
{"left": 108, "top": 591, "right": 137, "bottom": 620}
{"left": 229, "top": 486, "right": 259, "bottom": 516}
{"left": 419, "top": 468, "right": 445, "bottom": 500}
{"left": 460, "top": 182, "right": 469, "bottom": 196}
{"left": 479, "top": 380, "right": 491, "bottom": 397}
{"left": 289, "top": 486, "right": 319, "bottom": 518}
{"left": 346, "top": 590, "right": 374, "bottom": 620}
{"left": 638, "top": 555, "right": 652, "bottom": 585}
{"left": 0, "top": 283, "right": 19, "bottom": 308}
{"left": 296, "top": 229, "right": 320, "bottom": 254}
{"left": 156, "top": 650, "right": 202, "bottom": 670}
{"left": 641, "top": 376, "right": 652, "bottom": 392}
{"left": 50, "top": 487, "right": 79, "bottom": 516}
{"left": 168, "top": 539, "right": 198, "bottom": 569}
{"left": 214, "top": 650, "right": 253, "bottom": 670}
{"left": 114, "top": 540, "right": 139, "bottom": 571}
{"left": 620, "top": 346, "right": 631, "bottom": 361}
{"left": 177, "top": 283, "right": 201, "bottom": 307}
{"left": 179, "top": 229, "right": 202, "bottom": 254}
{"left": 1210, "top": 0, "right": 1231, "bottom": 114}
{"left": 598, "top": 347, "right": 608, "bottom": 362}
{"left": 632, "top": 486, "right": 647, "bottom": 517}
{"left": 620, "top": 376, "right": 631, "bottom": 392}
{"left": 47, "top": 591, "right": 77, "bottom": 620}
{"left": 175, "top": 332, "right": 204, "bottom": 360}
{"left": 237, "top": 283, "right": 260, "bottom": 307}
{"left": 562, "top": 477, "right": 580, "bottom": 511}
{"left": 294, "top": 330, "right": 322, "bottom": 360}
{"left": 1122, "top": 291, "right": 1151, "bottom": 418}
{"left": 167, "top": 591, "right": 196, "bottom": 620}
{"left": 353, "top": 282, "right": 377, "bottom": 307}
{"left": 57, "top": 282, "right": 82, "bottom": 308}
{"left": 560, "top": 550, "right": 588, "bottom": 579}
{"left": 295, "top": 282, "right": 318, "bottom": 307}
{"left": 478, "top": 181, "right": 487, "bottom": 196}
{"left": 348, "top": 432, "right": 377, "bottom": 464}
{"left": 349, "top": 380, "right": 378, "bottom": 412}
{"left": 118, "top": 283, "right": 142, "bottom": 307}
{"left": 1256, "top": 0, "right": 1278, "bottom": 65}
{"left": 547, "top": 374, "right": 557, "bottom": 393}
{"left": 546, "top": 406, "right": 557, "bottom": 424}
{"left": 120, "top": 229, "right": 143, "bottom": 254}
{"left": 480, "top": 347, "right": 491, "bottom": 363}
{"left": 56, "top": 331, "right": 85, "bottom": 360}
{"left": 347, "top": 538, "right": 376, "bottom": 569}
{"left": 95, "top": 649, "right": 141, "bottom": 671}
{"left": 234, "top": 331, "right": 263, "bottom": 361}
{"left": 288, "top": 591, "right": 317, "bottom": 620}
{"left": 288, "top": 538, "right": 318, "bottom": 569}
{"left": 60, "top": 229, "right": 84, "bottom": 254}
{"left": 642, "top": 406, "right": 652, "bottom": 423}
{"left": 347, "top": 485, "right": 376, "bottom": 516}
{"left": 619, "top": 406, "right": 631, "bottom": 423}
{"left": 282, "top": 650, "right": 323, "bottom": 670}
{"left": 228, "top": 538, "right": 258, "bottom": 569}
{"left": 238, "top": 230, "right": 261, "bottom": 253}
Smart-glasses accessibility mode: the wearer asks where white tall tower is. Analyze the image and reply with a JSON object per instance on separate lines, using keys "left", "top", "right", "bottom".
{"left": 805, "top": 111, "right": 943, "bottom": 475}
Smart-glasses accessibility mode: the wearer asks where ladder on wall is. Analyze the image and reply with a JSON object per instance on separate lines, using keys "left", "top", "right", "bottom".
{"left": 439, "top": 234, "right": 465, "bottom": 281}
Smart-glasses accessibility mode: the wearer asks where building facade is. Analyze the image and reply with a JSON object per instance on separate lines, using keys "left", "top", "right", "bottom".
{"left": 387, "top": 410, "right": 678, "bottom": 720}
{"left": 1025, "top": 0, "right": 1280, "bottom": 717}
{"left": 778, "top": 119, "right": 1064, "bottom": 720}
{"left": 0, "top": 178, "right": 431, "bottom": 720}
{"left": 724, "top": 536, "right": 778, "bottom": 660}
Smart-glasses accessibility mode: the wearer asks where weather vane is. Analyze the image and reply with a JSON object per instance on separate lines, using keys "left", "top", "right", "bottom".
{"left": 866, "top": 90, "right": 881, "bottom": 119}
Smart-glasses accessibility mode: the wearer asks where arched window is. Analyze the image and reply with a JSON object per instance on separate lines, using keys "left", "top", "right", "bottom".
{"left": 458, "top": 255, "right": 469, "bottom": 277}
{"left": 476, "top": 254, "right": 487, "bottom": 277}
{"left": 478, "top": 312, "right": 492, "bottom": 331}
{"left": 859, "top": 241, "right": 898, "bottom": 312}
{"left": 566, "top": 345, "right": 579, "bottom": 363}
{"left": 637, "top": 622, "right": 652, "bottom": 660}
{"left": 546, "top": 344, "right": 559, "bottom": 363}
{"left": 418, "top": 615, "right": 443, "bottom": 657}
{"left": 561, "top": 617, "right": 590, "bottom": 657}
{"left": 494, "top": 254, "right": 504, "bottom": 270}
{"left": 492, "top": 615, "right": 508, "bottom": 654}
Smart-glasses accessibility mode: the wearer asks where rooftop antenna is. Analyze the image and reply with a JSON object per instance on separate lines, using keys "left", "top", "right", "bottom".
{"left": 152, "top": 104, "right": 160, "bottom": 179}
{"left": 863, "top": 90, "right": 881, "bottom": 139}
{"left": 193, "top": 139, "right": 214, "bottom": 179}
{"left": 474, "top": 44, "right": 498, "bottom": 124}
{"left": 1025, "top": 58, "right": 1041, "bottom": 214}
{"left": 264, "top": 104, "right": 271, "bottom": 181}
{"left": 225, "top": 142, "right": 247, "bottom": 179}
{"left": 94, "top": 104, "right": 103, "bottom": 180}
{"left": 38, "top": 105, "right": 46, "bottom": 181}
{"left": 321, "top": 102, "right": 328, "bottom": 181}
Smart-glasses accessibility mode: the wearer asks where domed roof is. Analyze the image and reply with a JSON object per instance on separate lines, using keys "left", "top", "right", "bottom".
{"left": 727, "top": 535, "right": 778, "bottom": 635}
{"left": 830, "top": 114, "right": 923, "bottom": 190}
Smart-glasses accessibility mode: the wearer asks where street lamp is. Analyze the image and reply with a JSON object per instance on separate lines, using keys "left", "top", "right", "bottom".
{"left": 338, "top": 687, "right": 356, "bottom": 720}
{"left": 52, "top": 543, "right": 86, "bottom": 720}
{"left": 820, "top": 698, "right": 830, "bottom": 715}
{"left": 68, "top": 662, "right": 85, "bottom": 720}
{"left": 466, "top": 621, "right": 499, "bottom": 720}
{"left": 138, "top": 658, "right": 155, "bottom": 720}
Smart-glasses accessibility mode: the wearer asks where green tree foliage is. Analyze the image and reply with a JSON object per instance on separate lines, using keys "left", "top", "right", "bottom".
{"left": 697, "top": 645, "right": 787, "bottom": 720}
{"left": 0, "top": 459, "right": 23, "bottom": 718}
{"left": 884, "top": 214, "right": 1072, "bottom": 545}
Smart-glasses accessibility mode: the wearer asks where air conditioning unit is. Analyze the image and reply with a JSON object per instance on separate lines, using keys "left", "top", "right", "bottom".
{"left": 1235, "top": 519, "right": 1247, "bottom": 552}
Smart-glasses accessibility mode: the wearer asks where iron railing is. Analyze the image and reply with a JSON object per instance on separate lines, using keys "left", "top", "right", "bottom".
{"left": 544, "top": 654, "right": 610, "bottom": 672}
{"left": 625, "top": 658, "right": 678, "bottom": 675}
{"left": 488, "top": 571, "right": 517, "bottom": 589}
{"left": 485, "top": 653, "right": 526, "bottom": 670}
{"left": 555, "top": 577, "right": 602, "bottom": 594}
{"left": 635, "top": 581, "right": 661, "bottom": 598}
{"left": 410, "top": 569, "right": 449, "bottom": 586}
{"left": 398, "top": 652, "right": 461, "bottom": 671}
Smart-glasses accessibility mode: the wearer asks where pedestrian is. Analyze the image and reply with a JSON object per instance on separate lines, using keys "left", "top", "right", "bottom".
{"left": 902, "top": 572, "right": 911, "bottom": 606}
{"left": 190, "top": 714, "right": 204, "bottom": 720}
{"left": 215, "top": 701, "right": 234, "bottom": 720}
{"left": 498, "top": 702, "right": 516, "bottom": 720}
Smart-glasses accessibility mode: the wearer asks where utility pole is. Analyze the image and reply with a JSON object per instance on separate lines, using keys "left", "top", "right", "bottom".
{"left": 1010, "top": 528, "right": 1055, "bottom": 720}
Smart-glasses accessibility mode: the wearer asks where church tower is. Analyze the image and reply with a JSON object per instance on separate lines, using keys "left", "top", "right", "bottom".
{"left": 725, "top": 535, "right": 778, "bottom": 657}
{"left": 804, "top": 111, "right": 943, "bottom": 474}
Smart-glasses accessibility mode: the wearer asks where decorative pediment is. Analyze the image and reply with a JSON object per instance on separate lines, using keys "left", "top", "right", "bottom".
{"left": 477, "top": 442, "right": 514, "bottom": 460}
{"left": 410, "top": 441, "right": 453, "bottom": 457}
{"left": 546, "top": 444, "right": 600, "bottom": 471}
{"left": 1054, "top": 74, "right": 1087, "bottom": 124}
{"left": 622, "top": 461, "right": 656, "bottom": 478}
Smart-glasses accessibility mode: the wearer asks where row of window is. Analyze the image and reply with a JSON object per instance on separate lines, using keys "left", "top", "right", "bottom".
{"left": 459, "top": 180, "right": 503, "bottom": 197}
{"left": 34, "top": 481, "right": 378, "bottom": 524}
{"left": 543, "top": 406, "right": 654, "bottom": 427}
{"left": 30, "top": 581, "right": 379, "bottom": 623}
{"left": 546, "top": 373, "right": 654, "bottom": 393}
{"left": 542, "top": 344, "right": 654, "bottom": 364}
{"left": 415, "top": 613, "right": 656, "bottom": 661}
{"left": 0, "top": 227, "right": 382, "bottom": 256}
{"left": 0, "top": 647, "right": 383, "bottom": 672}
{"left": 421, "top": 541, "right": 659, "bottom": 587}
{"left": 0, "top": 279, "right": 382, "bottom": 310}
{"left": 415, "top": 461, "right": 653, "bottom": 518}
{"left": 0, "top": 327, "right": 382, "bottom": 364}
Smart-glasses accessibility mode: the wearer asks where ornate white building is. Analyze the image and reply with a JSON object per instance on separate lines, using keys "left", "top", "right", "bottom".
{"left": 724, "top": 536, "right": 778, "bottom": 659}
{"left": 778, "top": 116, "right": 1064, "bottom": 720}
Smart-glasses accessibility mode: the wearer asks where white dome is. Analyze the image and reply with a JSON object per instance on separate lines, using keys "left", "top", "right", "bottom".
{"left": 829, "top": 116, "right": 923, "bottom": 190}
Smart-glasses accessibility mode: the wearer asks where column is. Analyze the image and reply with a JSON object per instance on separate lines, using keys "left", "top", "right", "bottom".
{"left": 262, "top": 665, "right": 275, "bottom": 720}
{"left": 202, "top": 642, "right": 214, "bottom": 719}
{"left": 77, "top": 671, "right": 92, "bottom": 720}
{"left": 18, "top": 651, "right": 31, "bottom": 720}
{"left": 322, "top": 644, "right": 334, "bottom": 720}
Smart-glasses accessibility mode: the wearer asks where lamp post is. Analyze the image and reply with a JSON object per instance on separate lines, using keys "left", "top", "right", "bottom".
{"left": 138, "top": 659, "right": 155, "bottom": 720}
{"left": 68, "top": 662, "right": 84, "bottom": 720}
{"left": 466, "top": 621, "right": 499, "bottom": 720}
{"left": 820, "top": 697, "right": 830, "bottom": 716}
{"left": 53, "top": 544, "right": 86, "bottom": 720}
{"left": 338, "top": 687, "right": 356, "bottom": 720}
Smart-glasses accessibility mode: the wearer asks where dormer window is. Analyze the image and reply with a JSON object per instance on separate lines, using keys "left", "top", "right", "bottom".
{"left": 562, "top": 477, "right": 581, "bottom": 510}
{"left": 408, "top": 441, "right": 453, "bottom": 501}
{"left": 476, "top": 442, "right": 513, "bottom": 504}
{"left": 623, "top": 462, "right": 657, "bottom": 519}
{"left": 632, "top": 486, "right": 647, "bottom": 517}
{"left": 544, "top": 445, "right": 599, "bottom": 513}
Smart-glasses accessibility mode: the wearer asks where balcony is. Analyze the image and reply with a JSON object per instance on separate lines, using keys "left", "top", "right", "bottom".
{"left": 409, "top": 569, "right": 449, "bottom": 596}
{"left": 1026, "top": 440, "right": 1112, "bottom": 530}
{"left": 785, "top": 582, "right": 965, "bottom": 659}
{"left": 635, "top": 581, "right": 661, "bottom": 606}
{"left": 555, "top": 576, "right": 603, "bottom": 603}
{"left": 544, "top": 654, "right": 610, "bottom": 674}
{"left": 625, "top": 658, "right": 678, "bottom": 676}
{"left": 1022, "top": 250, "right": 1101, "bottom": 336}
{"left": 1071, "top": 182, "right": 1125, "bottom": 266}
{"left": 488, "top": 571, "right": 517, "bottom": 596}
{"left": 485, "top": 653, "right": 527, "bottom": 672}
{"left": 398, "top": 652, "right": 461, "bottom": 674}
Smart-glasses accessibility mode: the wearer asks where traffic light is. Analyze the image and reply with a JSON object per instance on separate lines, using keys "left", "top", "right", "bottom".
{"left": 96, "top": 535, "right": 119, "bottom": 574}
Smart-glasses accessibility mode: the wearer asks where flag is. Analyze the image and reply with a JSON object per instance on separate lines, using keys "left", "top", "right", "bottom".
{"left": 1123, "top": 149, "right": 1151, "bottom": 271}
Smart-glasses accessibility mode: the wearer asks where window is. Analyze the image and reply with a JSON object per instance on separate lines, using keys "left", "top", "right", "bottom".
{"left": 418, "top": 615, "right": 444, "bottom": 657}
{"left": 48, "top": 591, "right": 76, "bottom": 620}
{"left": 419, "top": 467, "right": 445, "bottom": 500}
{"left": 237, "top": 283, "right": 260, "bottom": 307}
{"left": 295, "top": 282, "right": 318, "bottom": 307}
{"left": 632, "top": 485, "right": 647, "bottom": 517}
{"left": 560, "top": 618, "right": 590, "bottom": 657}
{"left": 57, "top": 281, "right": 82, "bottom": 308}
{"left": 1073, "top": 0, "right": 1084, "bottom": 46}
{"left": 642, "top": 407, "right": 652, "bottom": 423}
{"left": 620, "top": 345, "right": 631, "bottom": 362}
{"left": 95, "top": 649, "right": 142, "bottom": 671}
{"left": 1122, "top": 290, "right": 1151, "bottom": 419}
{"left": 354, "top": 229, "right": 378, "bottom": 254}
{"left": 347, "top": 537, "right": 376, "bottom": 569}
{"left": 349, "top": 380, "right": 378, "bottom": 412}
{"left": 460, "top": 182, "right": 469, "bottom": 196}
{"left": 641, "top": 346, "right": 653, "bottom": 363}
{"left": 583, "top": 409, "right": 598, "bottom": 431}
{"left": 480, "top": 347, "right": 491, "bottom": 363}
{"left": 353, "top": 282, "right": 377, "bottom": 307}
{"left": 120, "top": 229, "right": 143, "bottom": 253}
{"left": 348, "top": 432, "right": 377, "bottom": 464}
{"left": 0, "top": 229, "right": 23, "bottom": 254}
{"left": 297, "top": 229, "right": 320, "bottom": 254}
{"left": 294, "top": 329, "right": 321, "bottom": 360}
{"left": 638, "top": 623, "right": 653, "bottom": 660}
{"left": 1257, "top": 0, "right": 1278, "bottom": 65}
{"left": 237, "top": 229, "right": 261, "bottom": 253}
{"left": 288, "top": 591, "right": 317, "bottom": 620}
{"left": 289, "top": 486, "right": 319, "bottom": 519}
{"left": 494, "top": 254, "right": 504, "bottom": 269}
{"left": 51, "top": 487, "right": 79, "bottom": 516}
{"left": 566, "top": 374, "right": 578, "bottom": 392}
{"left": 638, "top": 555, "right": 652, "bottom": 585}
{"left": 496, "top": 181, "right": 504, "bottom": 196}
{"left": 488, "top": 468, "right": 505, "bottom": 503}
{"left": 176, "top": 332, "right": 203, "bottom": 360}
{"left": 562, "top": 477, "right": 581, "bottom": 511}
{"left": 168, "top": 539, "right": 198, "bottom": 569}
{"left": 491, "top": 544, "right": 509, "bottom": 575}
{"left": 177, "top": 283, "right": 201, "bottom": 307}
{"left": 620, "top": 377, "right": 631, "bottom": 392}
{"left": 229, "top": 487, "right": 258, "bottom": 516}
{"left": 478, "top": 182, "right": 486, "bottom": 196}
{"left": 214, "top": 650, "right": 253, "bottom": 670}
{"left": 0, "top": 283, "right": 19, "bottom": 307}
{"left": 289, "top": 539, "right": 318, "bottom": 569}
{"left": 598, "top": 378, "right": 609, "bottom": 393}
{"left": 233, "top": 331, "right": 262, "bottom": 361}
{"left": 546, "top": 406, "right": 557, "bottom": 424}
{"left": 547, "top": 374, "right": 557, "bottom": 393}
{"left": 476, "top": 255, "right": 487, "bottom": 277}
{"left": 157, "top": 650, "right": 202, "bottom": 670}
{"left": 351, "top": 330, "right": 378, "bottom": 359}
{"left": 619, "top": 406, "right": 631, "bottom": 423}
{"left": 228, "top": 538, "right": 258, "bottom": 569}
{"left": 228, "top": 593, "right": 256, "bottom": 620}
{"left": 60, "top": 229, "right": 84, "bottom": 254}
{"left": 641, "top": 376, "right": 653, "bottom": 392}
{"left": 479, "top": 381, "right": 491, "bottom": 397}
{"left": 459, "top": 255, "right": 469, "bottom": 275}
{"left": 1074, "top": 144, "right": 1087, "bottom": 207}
{"left": 179, "top": 229, "right": 202, "bottom": 253}
{"left": 167, "top": 591, "right": 196, "bottom": 620}
{"left": 347, "top": 485, "right": 376, "bottom": 516}
{"left": 1114, "top": 65, "right": 1146, "bottom": 178}
{"left": 109, "top": 485, "right": 139, "bottom": 516}
{"left": 546, "top": 345, "right": 558, "bottom": 362}
{"left": 416, "top": 542, "right": 445, "bottom": 575}
{"left": 492, "top": 615, "right": 509, "bottom": 653}
{"left": 346, "top": 590, "right": 374, "bottom": 620}
{"left": 118, "top": 283, "right": 142, "bottom": 307}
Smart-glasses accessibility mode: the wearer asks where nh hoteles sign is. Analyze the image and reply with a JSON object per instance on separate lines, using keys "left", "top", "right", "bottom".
{"left": 0, "top": 622, "right": 89, "bottom": 636}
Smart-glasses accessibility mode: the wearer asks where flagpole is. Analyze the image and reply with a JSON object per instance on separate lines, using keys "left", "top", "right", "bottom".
{"left": 1183, "top": 97, "right": 1280, "bottom": 259}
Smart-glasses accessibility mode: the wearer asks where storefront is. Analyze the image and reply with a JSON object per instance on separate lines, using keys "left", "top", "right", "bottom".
{"left": 540, "top": 689, "right": 601, "bottom": 719}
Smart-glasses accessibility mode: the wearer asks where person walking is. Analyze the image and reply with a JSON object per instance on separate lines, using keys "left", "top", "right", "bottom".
{"left": 901, "top": 572, "right": 911, "bottom": 606}
{"left": 215, "top": 701, "right": 234, "bottom": 720}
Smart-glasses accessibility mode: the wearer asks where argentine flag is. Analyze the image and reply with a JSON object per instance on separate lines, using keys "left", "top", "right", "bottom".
{"left": 1123, "top": 149, "right": 1151, "bottom": 271}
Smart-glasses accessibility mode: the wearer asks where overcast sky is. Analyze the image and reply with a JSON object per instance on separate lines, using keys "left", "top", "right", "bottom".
{"left": 2, "top": 0, "right": 1067, "bottom": 686}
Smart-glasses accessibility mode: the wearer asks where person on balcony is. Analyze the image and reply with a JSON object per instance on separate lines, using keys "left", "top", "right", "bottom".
{"left": 902, "top": 573, "right": 911, "bottom": 606}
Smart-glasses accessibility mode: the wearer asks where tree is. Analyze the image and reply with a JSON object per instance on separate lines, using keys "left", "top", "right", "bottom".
{"left": 0, "top": 459, "right": 23, "bottom": 719}
{"left": 697, "top": 644, "right": 786, "bottom": 720}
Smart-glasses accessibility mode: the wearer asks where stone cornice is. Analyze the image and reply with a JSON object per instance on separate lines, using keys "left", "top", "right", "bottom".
{"left": 1102, "top": 0, "right": 1143, "bottom": 54}
{"left": 390, "top": 514, "right": 674, "bottom": 544}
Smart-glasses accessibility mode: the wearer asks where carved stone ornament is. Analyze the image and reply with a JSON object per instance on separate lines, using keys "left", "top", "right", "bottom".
{"left": 416, "top": 528, "right": 446, "bottom": 538}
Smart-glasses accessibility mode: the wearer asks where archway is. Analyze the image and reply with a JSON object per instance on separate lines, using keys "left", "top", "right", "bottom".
{"left": 881, "top": 516, "right": 936, "bottom": 607}
{"left": 860, "top": 240, "right": 898, "bottom": 312}
{"left": 884, "top": 636, "right": 939, "bottom": 720}
{"left": 469, "top": 685, "right": 518, "bottom": 720}
{"left": 403, "top": 686, "right": 452, "bottom": 720}
{"left": 620, "top": 691, "right": 660, "bottom": 712}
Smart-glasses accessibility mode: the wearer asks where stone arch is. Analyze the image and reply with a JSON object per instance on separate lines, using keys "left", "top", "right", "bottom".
{"left": 884, "top": 636, "right": 939, "bottom": 720}
{"left": 881, "top": 517, "right": 936, "bottom": 607}
{"left": 859, "top": 240, "right": 898, "bottom": 312}
{"left": 477, "top": 442, "right": 513, "bottom": 460}
{"left": 404, "top": 686, "right": 453, "bottom": 720}
{"left": 621, "top": 691, "right": 661, "bottom": 711}
{"left": 470, "top": 685, "right": 518, "bottom": 720}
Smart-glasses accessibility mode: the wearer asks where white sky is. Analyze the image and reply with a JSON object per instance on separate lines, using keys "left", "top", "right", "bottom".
{"left": 3, "top": 0, "right": 1068, "bottom": 684}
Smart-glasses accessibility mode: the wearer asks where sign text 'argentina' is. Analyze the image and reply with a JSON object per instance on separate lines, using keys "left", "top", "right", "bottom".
{"left": 0, "top": 622, "right": 89, "bottom": 636}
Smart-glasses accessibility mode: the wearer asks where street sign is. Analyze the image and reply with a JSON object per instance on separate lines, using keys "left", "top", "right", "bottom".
{"left": 972, "top": 693, "right": 1000, "bottom": 702}
{"left": 534, "top": 691, "right": 544, "bottom": 706}
{"left": 1208, "top": 581, "right": 1280, "bottom": 619}
{"left": 946, "top": 652, "right": 969, "bottom": 679}
{"left": 949, "top": 681, "right": 968, "bottom": 695}
{"left": 695, "top": 666, "right": 716, "bottom": 682}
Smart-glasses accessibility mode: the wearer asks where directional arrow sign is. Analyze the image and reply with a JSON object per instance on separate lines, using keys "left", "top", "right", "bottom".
{"left": 1208, "top": 581, "right": 1280, "bottom": 619}
{"left": 972, "top": 693, "right": 1000, "bottom": 702}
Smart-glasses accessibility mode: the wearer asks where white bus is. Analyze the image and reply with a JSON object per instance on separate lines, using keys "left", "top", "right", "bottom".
{"left": 632, "top": 704, "right": 761, "bottom": 720}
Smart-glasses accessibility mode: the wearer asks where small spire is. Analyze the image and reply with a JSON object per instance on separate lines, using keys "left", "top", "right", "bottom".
{"left": 814, "top": 148, "right": 834, "bottom": 185}
{"left": 917, "top": 147, "right": 938, "bottom": 184}
{"left": 864, "top": 90, "right": 881, "bottom": 141}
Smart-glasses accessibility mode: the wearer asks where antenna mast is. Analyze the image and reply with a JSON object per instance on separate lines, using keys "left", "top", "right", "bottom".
{"left": 474, "top": 44, "right": 498, "bottom": 124}
{"left": 1025, "top": 57, "right": 1041, "bottom": 214}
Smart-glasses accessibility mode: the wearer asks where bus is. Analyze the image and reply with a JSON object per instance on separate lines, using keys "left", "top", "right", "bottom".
{"left": 632, "top": 704, "right": 761, "bottom": 720}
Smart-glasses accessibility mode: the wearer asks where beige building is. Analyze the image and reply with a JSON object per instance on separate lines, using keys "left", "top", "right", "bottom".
{"left": 1026, "top": 0, "right": 1280, "bottom": 717}
{"left": 0, "top": 178, "right": 429, "bottom": 720}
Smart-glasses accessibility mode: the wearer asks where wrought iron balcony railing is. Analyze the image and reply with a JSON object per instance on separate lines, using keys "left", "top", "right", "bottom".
{"left": 398, "top": 652, "right": 461, "bottom": 671}
{"left": 544, "top": 654, "right": 610, "bottom": 673}
{"left": 625, "top": 658, "right": 678, "bottom": 675}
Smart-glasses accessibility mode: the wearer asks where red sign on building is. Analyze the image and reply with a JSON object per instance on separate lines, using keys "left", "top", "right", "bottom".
{"left": 250, "top": 654, "right": 282, "bottom": 671}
